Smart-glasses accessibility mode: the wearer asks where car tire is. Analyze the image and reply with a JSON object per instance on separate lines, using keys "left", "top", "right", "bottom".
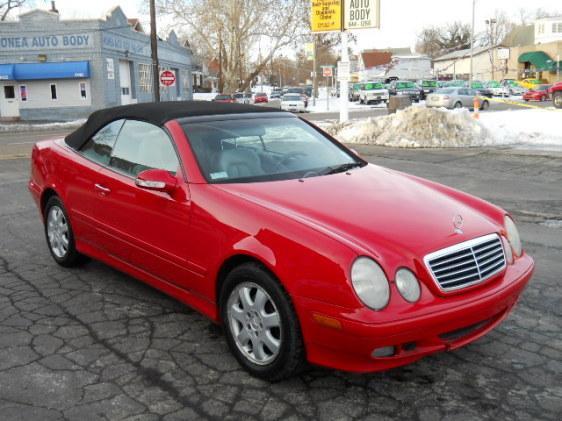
{"left": 454, "top": 102, "right": 463, "bottom": 109}
{"left": 220, "top": 262, "right": 306, "bottom": 381}
{"left": 554, "top": 92, "right": 562, "bottom": 109}
{"left": 44, "top": 196, "right": 87, "bottom": 267}
{"left": 480, "top": 101, "right": 489, "bottom": 111}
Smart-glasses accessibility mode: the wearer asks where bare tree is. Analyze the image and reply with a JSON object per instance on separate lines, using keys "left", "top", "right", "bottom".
{"left": 518, "top": 7, "right": 561, "bottom": 25}
{"left": 482, "top": 10, "right": 514, "bottom": 47}
{"left": 416, "top": 22, "right": 471, "bottom": 59}
{"left": 156, "top": 0, "right": 308, "bottom": 93}
{"left": 1, "top": 0, "right": 28, "bottom": 21}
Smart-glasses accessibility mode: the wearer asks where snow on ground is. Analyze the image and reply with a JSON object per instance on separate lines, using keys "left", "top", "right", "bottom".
{"left": 0, "top": 119, "right": 85, "bottom": 133}
{"left": 323, "top": 106, "right": 562, "bottom": 149}
{"left": 193, "top": 93, "right": 217, "bottom": 101}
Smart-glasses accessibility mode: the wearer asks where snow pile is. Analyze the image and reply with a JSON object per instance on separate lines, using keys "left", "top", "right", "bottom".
{"left": 479, "top": 109, "right": 562, "bottom": 149}
{"left": 325, "top": 106, "right": 562, "bottom": 149}
{"left": 0, "top": 119, "right": 85, "bottom": 133}
{"left": 326, "top": 107, "right": 491, "bottom": 148}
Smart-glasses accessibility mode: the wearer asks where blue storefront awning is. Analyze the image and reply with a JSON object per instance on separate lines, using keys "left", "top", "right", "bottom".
{"left": 0, "top": 64, "right": 15, "bottom": 80}
{"left": 14, "top": 61, "right": 90, "bottom": 80}
{"left": 0, "top": 61, "right": 89, "bottom": 81}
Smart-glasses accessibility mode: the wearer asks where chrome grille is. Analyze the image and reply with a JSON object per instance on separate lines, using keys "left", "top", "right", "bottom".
{"left": 424, "top": 234, "right": 506, "bottom": 292}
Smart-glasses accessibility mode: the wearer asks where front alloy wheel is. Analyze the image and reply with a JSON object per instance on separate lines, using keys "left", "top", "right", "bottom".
{"left": 227, "top": 282, "right": 281, "bottom": 365}
{"left": 221, "top": 263, "right": 305, "bottom": 381}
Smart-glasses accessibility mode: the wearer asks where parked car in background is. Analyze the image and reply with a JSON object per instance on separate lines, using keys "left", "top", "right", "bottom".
{"left": 443, "top": 80, "right": 466, "bottom": 88}
{"left": 523, "top": 85, "right": 551, "bottom": 102}
{"left": 233, "top": 92, "right": 253, "bottom": 104}
{"left": 213, "top": 94, "right": 235, "bottom": 103}
{"left": 426, "top": 88, "right": 490, "bottom": 110}
{"left": 253, "top": 92, "right": 269, "bottom": 104}
{"left": 518, "top": 78, "right": 549, "bottom": 90}
{"left": 270, "top": 92, "right": 281, "bottom": 100}
{"left": 485, "top": 81, "right": 509, "bottom": 97}
{"left": 549, "top": 82, "right": 562, "bottom": 108}
{"left": 280, "top": 93, "right": 307, "bottom": 112}
{"left": 418, "top": 80, "right": 439, "bottom": 100}
{"left": 359, "top": 82, "right": 389, "bottom": 105}
{"left": 350, "top": 83, "right": 363, "bottom": 101}
{"left": 389, "top": 80, "right": 421, "bottom": 102}
{"left": 470, "top": 81, "right": 493, "bottom": 98}
{"left": 286, "top": 88, "right": 309, "bottom": 107}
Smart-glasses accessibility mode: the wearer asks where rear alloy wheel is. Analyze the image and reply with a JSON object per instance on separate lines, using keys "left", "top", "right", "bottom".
{"left": 221, "top": 263, "right": 305, "bottom": 381}
{"left": 44, "top": 196, "right": 86, "bottom": 267}
{"left": 554, "top": 92, "right": 562, "bottom": 109}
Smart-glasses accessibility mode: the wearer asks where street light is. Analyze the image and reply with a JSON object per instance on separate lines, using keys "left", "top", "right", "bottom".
{"left": 469, "top": 0, "right": 476, "bottom": 85}
{"left": 485, "top": 18, "right": 497, "bottom": 80}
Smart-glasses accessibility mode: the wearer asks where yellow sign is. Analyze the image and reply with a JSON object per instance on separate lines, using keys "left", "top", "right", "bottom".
{"left": 311, "top": 0, "right": 342, "bottom": 33}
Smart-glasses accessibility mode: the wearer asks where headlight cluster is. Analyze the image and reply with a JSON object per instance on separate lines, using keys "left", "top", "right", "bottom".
{"left": 504, "top": 215, "right": 522, "bottom": 257}
{"left": 351, "top": 258, "right": 421, "bottom": 310}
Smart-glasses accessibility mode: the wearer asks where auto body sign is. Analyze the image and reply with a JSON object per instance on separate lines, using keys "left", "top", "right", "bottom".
{"left": 311, "top": 0, "right": 342, "bottom": 32}
{"left": 344, "top": 0, "right": 380, "bottom": 29}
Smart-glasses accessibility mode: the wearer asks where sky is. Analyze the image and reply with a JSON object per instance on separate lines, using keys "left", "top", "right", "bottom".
{"left": 21, "top": 0, "right": 562, "bottom": 53}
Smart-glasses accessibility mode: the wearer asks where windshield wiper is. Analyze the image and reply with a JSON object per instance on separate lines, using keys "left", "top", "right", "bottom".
{"left": 322, "top": 162, "right": 364, "bottom": 175}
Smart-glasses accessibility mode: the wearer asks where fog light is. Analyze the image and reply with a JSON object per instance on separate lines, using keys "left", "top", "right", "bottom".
{"left": 371, "top": 346, "right": 396, "bottom": 358}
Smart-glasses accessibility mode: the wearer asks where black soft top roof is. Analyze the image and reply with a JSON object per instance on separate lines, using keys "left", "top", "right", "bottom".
{"left": 65, "top": 101, "right": 284, "bottom": 150}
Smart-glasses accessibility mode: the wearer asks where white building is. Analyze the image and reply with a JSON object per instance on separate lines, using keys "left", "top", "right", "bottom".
{"left": 535, "top": 16, "right": 562, "bottom": 44}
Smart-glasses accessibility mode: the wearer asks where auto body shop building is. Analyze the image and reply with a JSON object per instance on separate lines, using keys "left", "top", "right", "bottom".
{"left": 0, "top": 6, "right": 194, "bottom": 121}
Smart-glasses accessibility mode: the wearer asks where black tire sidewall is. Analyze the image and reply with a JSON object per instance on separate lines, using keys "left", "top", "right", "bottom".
{"left": 44, "top": 196, "right": 81, "bottom": 267}
{"left": 220, "top": 263, "right": 304, "bottom": 381}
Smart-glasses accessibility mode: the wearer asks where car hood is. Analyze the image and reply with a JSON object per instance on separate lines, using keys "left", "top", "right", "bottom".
{"left": 215, "top": 164, "right": 500, "bottom": 258}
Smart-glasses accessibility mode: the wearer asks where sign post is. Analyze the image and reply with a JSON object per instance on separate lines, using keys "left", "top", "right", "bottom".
{"left": 322, "top": 66, "right": 334, "bottom": 111}
{"left": 310, "top": 0, "right": 380, "bottom": 122}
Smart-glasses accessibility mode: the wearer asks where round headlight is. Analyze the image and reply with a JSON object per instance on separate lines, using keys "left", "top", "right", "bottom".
{"left": 504, "top": 216, "right": 522, "bottom": 257}
{"left": 351, "top": 257, "right": 390, "bottom": 311}
{"left": 395, "top": 269, "right": 421, "bottom": 303}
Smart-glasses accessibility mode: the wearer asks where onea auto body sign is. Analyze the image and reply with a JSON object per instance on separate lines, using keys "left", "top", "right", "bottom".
{"left": 344, "top": 0, "right": 380, "bottom": 29}
{"left": 311, "top": 0, "right": 342, "bottom": 32}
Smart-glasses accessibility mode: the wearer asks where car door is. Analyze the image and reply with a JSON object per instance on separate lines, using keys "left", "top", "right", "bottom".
{"left": 66, "top": 119, "right": 125, "bottom": 247}
{"left": 92, "top": 119, "right": 198, "bottom": 290}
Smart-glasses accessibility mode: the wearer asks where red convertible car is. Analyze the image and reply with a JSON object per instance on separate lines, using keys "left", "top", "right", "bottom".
{"left": 29, "top": 102, "right": 534, "bottom": 380}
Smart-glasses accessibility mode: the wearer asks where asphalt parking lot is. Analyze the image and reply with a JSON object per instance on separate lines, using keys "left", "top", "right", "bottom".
{"left": 0, "top": 132, "right": 561, "bottom": 420}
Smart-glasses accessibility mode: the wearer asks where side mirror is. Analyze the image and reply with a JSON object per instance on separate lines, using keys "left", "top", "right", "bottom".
{"left": 135, "top": 169, "right": 178, "bottom": 193}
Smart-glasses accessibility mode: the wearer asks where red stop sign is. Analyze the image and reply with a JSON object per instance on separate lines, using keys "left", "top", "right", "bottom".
{"left": 160, "top": 70, "right": 176, "bottom": 87}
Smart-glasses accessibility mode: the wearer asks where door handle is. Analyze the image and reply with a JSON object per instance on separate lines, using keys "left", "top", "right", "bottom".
{"left": 94, "top": 183, "right": 111, "bottom": 194}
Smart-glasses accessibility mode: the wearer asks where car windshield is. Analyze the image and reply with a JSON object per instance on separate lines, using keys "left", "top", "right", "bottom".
{"left": 181, "top": 117, "right": 362, "bottom": 183}
{"left": 365, "top": 83, "right": 384, "bottom": 90}
{"left": 287, "top": 88, "right": 304, "bottom": 94}
{"left": 422, "top": 81, "right": 437, "bottom": 87}
{"left": 435, "top": 88, "right": 456, "bottom": 94}
{"left": 471, "top": 82, "right": 484, "bottom": 88}
{"left": 487, "top": 81, "right": 501, "bottom": 87}
{"left": 282, "top": 94, "right": 302, "bottom": 101}
{"left": 233, "top": 93, "right": 244, "bottom": 98}
{"left": 396, "top": 82, "right": 415, "bottom": 89}
{"left": 215, "top": 95, "right": 230, "bottom": 100}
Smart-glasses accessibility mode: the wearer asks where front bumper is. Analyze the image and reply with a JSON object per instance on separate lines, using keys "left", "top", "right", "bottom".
{"left": 294, "top": 254, "right": 534, "bottom": 373}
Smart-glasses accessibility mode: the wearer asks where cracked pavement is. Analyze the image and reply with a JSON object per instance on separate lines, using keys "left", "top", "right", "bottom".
{"left": 0, "top": 138, "right": 561, "bottom": 420}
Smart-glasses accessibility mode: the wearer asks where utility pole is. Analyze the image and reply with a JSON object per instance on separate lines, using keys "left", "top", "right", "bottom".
{"left": 485, "top": 18, "right": 497, "bottom": 80}
{"left": 339, "top": 31, "right": 349, "bottom": 123}
{"left": 149, "top": 0, "right": 160, "bottom": 102}
{"left": 469, "top": 0, "right": 475, "bottom": 85}
{"left": 312, "top": 35, "right": 317, "bottom": 106}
